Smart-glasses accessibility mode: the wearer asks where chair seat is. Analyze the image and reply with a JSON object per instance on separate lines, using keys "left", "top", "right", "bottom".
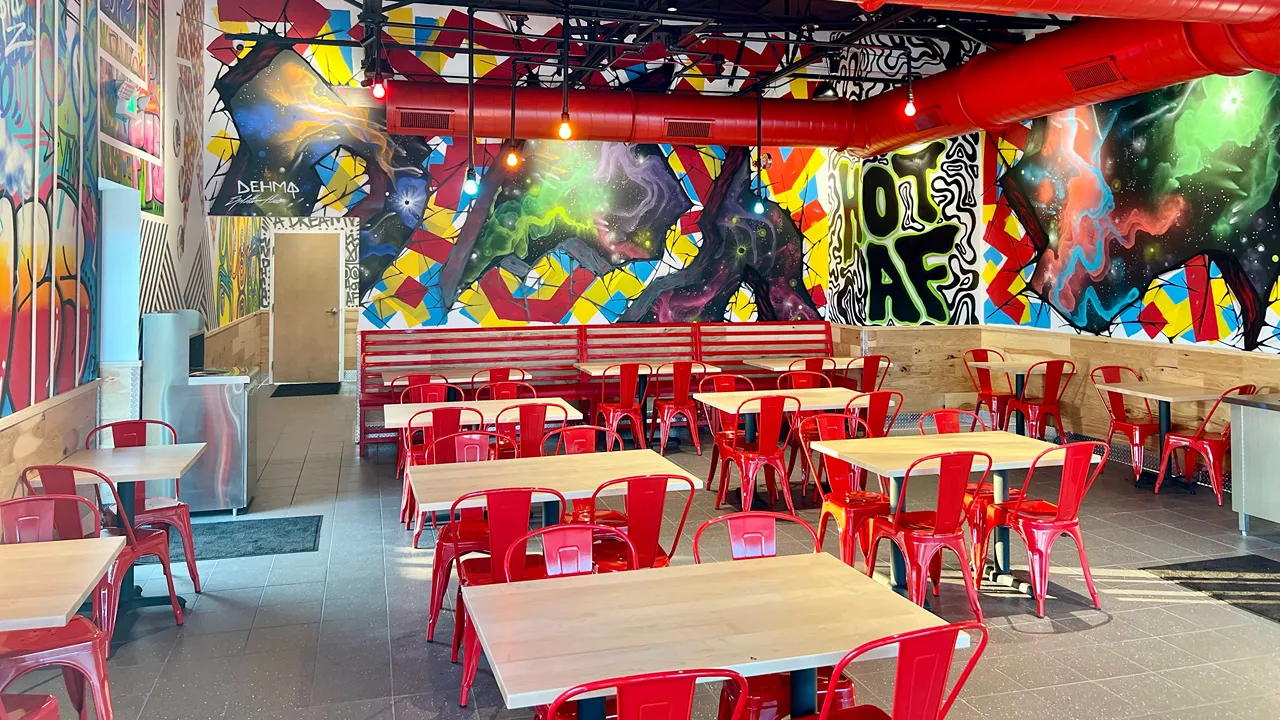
{"left": 827, "top": 491, "right": 890, "bottom": 510}
{"left": 1168, "top": 429, "right": 1227, "bottom": 443}
{"left": 1116, "top": 418, "right": 1159, "bottom": 431}
{"left": 568, "top": 504, "right": 627, "bottom": 527}
{"left": 0, "top": 617, "right": 102, "bottom": 660}
{"left": 599, "top": 402, "right": 642, "bottom": 413}
{"left": 0, "top": 693, "right": 59, "bottom": 720}
{"left": 101, "top": 526, "right": 170, "bottom": 552}
{"left": 876, "top": 511, "right": 944, "bottom": 534}
{"left": 988, "top": 498, "right": 1060, "bottom": 523}
{"left": 654, "top": 399, "right": 694, "bottom": 411}
{"left": 438, "top": 517, "right": 490, "bottom": 546}
{"left": 965, "top": 483, "right": 1023, "bottom": 499}
{"left": 458, "top": 554, "right": 548, "bottom": 587}
{"left": 594, "top": 537, "right": 670, "bottom": 571}
{"left": 138, "top": 497, "right": 186, "bottom": 514}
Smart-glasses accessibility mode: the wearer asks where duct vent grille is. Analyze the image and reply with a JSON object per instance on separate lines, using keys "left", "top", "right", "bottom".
{"left": 665, "top": 119, "right": 714, "bottom": 139}
{"left": 913, "top": 106, "right": 947, "bottom": 132}
{"left": 399, "top": 109, "right": 454, "bottom": 131}
{"left": 1064, "top": 58, "right": 1124, "bottom": 91}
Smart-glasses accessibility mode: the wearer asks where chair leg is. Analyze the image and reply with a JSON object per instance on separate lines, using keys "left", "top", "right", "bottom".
{"left": 459, "top": 615, "right": 483, "bottom": 707}
{"left": 863, "top": 533, "right": 883, "bottom": 578}
{"left": 684, "top": 413, "right": 702, "bottom": 455}
{"left": 1153, "top": 442, "right": 1176, "bottom": 495}
{"left": 155, "top": 542, "right": 184, "bottom": 626}
{"left": 1205, "top": 445, "right": 1227, "bottom": 505}
{"left": 773, "top": 461, "right": 796, "bottom": 516}
{"left": 427, "top": 543, "right": 456, "bottom": 642}
{"left": 63, "top": 666, "right": 87, "bottom": 718}
{"left": 59, "top": 641, "right": 114, "bottom": 720}
{"left": 817, "top": 511, "right": 831, "bottom": 553}
{"left": 716, "top": 456, "right": 733, "bottom": 509}
{"left": 171, "top": 513, "right": 202, "bottom": 593}
{"left": 953, "top": 541, "right": 985, "bottom": 623}
{"left": 1022, "top": 527, "right": 1062, "bottom": 618}
{"left": 1065, "top": 525, "right": 1102, "bottom": 610}
{"left": 705, "top": 444, "right": 720, "bottom": 491}
{"left": 451, "top": 588, "right": 465, "bottom": 663}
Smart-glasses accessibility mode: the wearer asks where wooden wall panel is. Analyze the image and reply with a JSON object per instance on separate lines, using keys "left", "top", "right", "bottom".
{"left": 835, "top": 325, "right": 981, "bottom": 411}
{"left": 205, "top": 310, "right": 271, "bottom": 376}
{"left": 0, "top": 382, "right": 99, "bottom": 498}
{"left": 345, "top": 309, "right": 359, "bottom": 372}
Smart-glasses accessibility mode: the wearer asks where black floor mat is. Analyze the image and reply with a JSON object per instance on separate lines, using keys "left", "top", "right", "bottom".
{"left": 138, "top": 515, "right": 324, "bottom": 563}
{"left": 1144, "top": 554, "right": 1280, "bottom": 623}
{"left": 272, "top": 382, "right": 341, "bottom": 397}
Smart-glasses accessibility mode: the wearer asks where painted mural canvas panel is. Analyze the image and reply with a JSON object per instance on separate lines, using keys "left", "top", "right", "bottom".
{"left": 988, "top": 72, "right": 1280, "bottom": 351}
{"left": 99, "top": 0, "right": 162, "bottom": 216}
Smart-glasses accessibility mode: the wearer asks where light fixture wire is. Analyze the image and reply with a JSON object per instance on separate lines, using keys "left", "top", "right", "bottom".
{"left": 467, "top": 8, "right": 476, "bottom": 183}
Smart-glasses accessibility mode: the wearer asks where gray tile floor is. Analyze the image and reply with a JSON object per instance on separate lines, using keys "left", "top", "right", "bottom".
{"left": 11, "top": 389, "right": 1280, "bottom": 719}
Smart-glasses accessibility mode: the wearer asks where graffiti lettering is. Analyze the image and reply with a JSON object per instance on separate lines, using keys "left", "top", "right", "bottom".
{"left": 867, "top": 226, "right": 959, "bottom": 325}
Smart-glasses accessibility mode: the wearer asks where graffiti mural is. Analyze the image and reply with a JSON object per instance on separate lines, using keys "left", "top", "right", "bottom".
{"left": 202, "top": 1, "right": 830, "bottom": 329}
{"left": 827, "top": 134, "right": 983, "bottom": 326}
{"left": 0, "top": 0, "right": 98, "bottom": 417}
{"left": 210, "top": 216, "right": 267, "bottom": 325}
{"left": 984, "top": 72, "right": 1280, "bottom": 351}
{"left": 99, "top": 0, "right": 162, "bottom": 216}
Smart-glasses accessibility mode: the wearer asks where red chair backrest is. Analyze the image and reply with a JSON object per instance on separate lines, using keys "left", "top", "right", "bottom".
{"left": 918, "top": 409, "right": 987, "bottom": 435}
{"left": 733, "top": 395, "right": 800, "bottom": 457}
{"left": 1089, "top": 365, "right": 1148, "bottom": 423}
{"left": 21, "top": 465, "right": 140, "bottom": 547}
{"left": 590, "top": 474, "right": 696, "bottom": 569}
{"left": 897, "top": 452, "right": 993, "bottom": 536}
{"left": 391, "top": 373, "right": 448, "bottom": 388}
{"left": 495, "top": 403, "right": 570, "bottom": 458}
{"left": 599, "top": 363, "right": 652, "bottom": 409}
{"left": 848, "top": 391, "right": 901, "bottom": 437}
{"left": 472, "top": 367, "right": 527, "bottom": 388}
{"left": 542, "top": 425, "right": 624, "bottom": 455}
{"left": 963, "top": 348, "right": 1010, "bottom": 395}
{"left": 1025, "top": 359, "right": 1075, "bottom": 403}
{"left": 476, "top": 381, "right": 537, "bottom": 401}
{"left": 699, "top": 374, "right": 754, "bottom": 433}
{"left": 86, "top": 419, "right": 179, "bottom": 506}
{"left": 789, "top": 357, "right": 836, "bottom": 374}
{"left": 406, "top": 407, "right": 485, "bottom": 465}
{"left": 802, "top": 413, "right": 873, "bottom": 498}
{"left": 401, "top": 383, "right": 460, "bottom": 404}
{"left": 449, "top": 487, "right": 567, "bottom": 583}
{"left": 429, "top": 431, "right": 505, "bottom": 465}
{"left": 545, "top": 669, "right": 750, "bottom": 720}
{"left": 847, "top": 355, "right": 891, "bottom": 392}
{"left": 819, "top": 622, "right": 988, "bottom": 720}
{"left": 654, "top": 361, "right": 708, "bottom": 405}
{"left": 0, "top": 495, "right": 100, "bottom": 544}
{"left": 691, "top": 511, "right": 819, "bottom": 563}
{"left": 1196, "top": 384, "right": 1258, "bottom": 439}
{"left": 1012, "top": 441, "right": 1109, "bottom": 523}
{"left": 778, "top": 370, "right": 831, "bottom": 390}
{"left": 505, "top": 523, "right": 637, "bottom": 581}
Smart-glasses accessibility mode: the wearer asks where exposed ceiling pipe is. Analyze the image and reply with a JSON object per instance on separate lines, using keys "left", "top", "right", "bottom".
{"left": 855, "top": 0, "right": 1280, "bottom": 24}
{"left": 846, "top": 15, "right": 1280, "bottom": 156}
{"left": 386, "top": 82, "right": 859, "bottom": 148}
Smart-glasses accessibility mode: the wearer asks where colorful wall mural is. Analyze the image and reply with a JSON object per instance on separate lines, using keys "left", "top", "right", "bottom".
{"left": 100, "top": 0, "right": 164, "bottom": 216}
{"left": 210, "top": 216, "right": 268, "bottom": 325}
{"left": 201, "top": 2, "right": 831, "bottom": 329}
{"left": 983, "top": 72, "right": 1280, "bottom": 352}
{"left": 0, "top": 0, "right": 100, "bottom": 417}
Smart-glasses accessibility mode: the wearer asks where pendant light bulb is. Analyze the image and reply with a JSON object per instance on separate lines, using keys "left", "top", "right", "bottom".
{"left": 463, "top": 167, "right": 479, "bottom": 195}
{"left": 557, "top": 111, "right": 573, "bottom": 140}
{"left": 504, "top": 149, "right": 521, "bottom": 168}
{"left": 904, "top": 97, "right": 917, "bottom": 117}
{"left": 371, "top": 78, "right": 387, "bottom": 100}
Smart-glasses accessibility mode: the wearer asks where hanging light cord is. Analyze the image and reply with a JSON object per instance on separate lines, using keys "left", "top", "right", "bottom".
{"left": 756, "top": 86, "right": 763, "bottom": 199}
{"left": 468, "top": 8, "right": 476, "bottom": 173}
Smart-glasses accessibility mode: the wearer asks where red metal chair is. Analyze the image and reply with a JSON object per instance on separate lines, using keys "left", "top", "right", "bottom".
{"left": 845, "top": 391, "right": 901, "bottom": 438}
{"left": 541, "top": 425, "right": 628, "bottom": 527}
{"left": 719, "top": 395, "right": 801, "bottom": 514}
{"left": 1154, "top": 384, "right": 1258, "bottom": 505}
{"left": 0, "top": 694, "right": 59, "bottom": 720}
{"left": 700, "top": 374, "right": 754, "bottom": 494}
{"left": 495, "top": 402, "right": 571, "bottom": 458}
{"left": 595, "top": 363, "right": 652, "bottom": 449}
{"left": 449, "top": 486, "right": 570, "bottom": 706}
{"left": 801, "top": 414, "right": 891, "bottom": 565}
{"left": 421, "top": 430, "right": 507, "bottom": 643}
{"left": 778, "top": 370, "right": 831, "bottom": 390}
{"left": 591, "top": 474, "right": 697, "bottom": 570}
{"left": 390, "top": 372, "right": 449, "bottom": 389}
{"left": 540, "top": 669, "right": 750, "bottom": 720}
{"left": 400, "top": 382, "right": 463, "bottom": 404}
{"left": 780, "top": 371, "right": 832, "bottom": 491}
{"left": 792, "top": 622, "right": 989, "bottom": 720}
{"left": 865, "top": 451, "right": 990, "bottom": 621}
{"left": 1090, "top": 365, "right": 1160, "bottom": 484}
{"left": 843, "top": 355, "right": 891, "bottom": 393}
{"left": 788, "top": 357, "right": 837, "bottom": 375}
{"left": 963, "top": 348, "right": 1015, "bottom": 431}
{"left": 693, "top": 511, "right": 819, "bottom": 561}
{"left": 648, "top": 361, "right": 710, "bottom": 455}
{"left": 86, "top": 419, "right": 201, "bottom": 593}
{"left": 1009, "top": 359, "right": 1075, "bottom": 441}
{"left": 469, "top": 367, "right": 529, "bottom": 399}
{"left": 475, "top": 380, "right": 538, "bottom": 401}
{"left": 0, "top": 495, "right": 114, "bottom": 720}
{"left": 917, "top": 408, "right": 986, "bottom": 435}
{"left": 19, "top": 466, "right": 185, "bottom": 641}
{"left": 402, "top": 407, "right": 485, "bottom": 529}
{"left": 973, "top": 442, "right": 1109, "bottom": 617}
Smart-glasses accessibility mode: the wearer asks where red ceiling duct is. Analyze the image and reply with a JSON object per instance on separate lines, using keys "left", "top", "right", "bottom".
{"left": 857, "top": 0, "right": 1280, "bottom": 23}
{"left": 847, "top": 16, "right": 1280, "bottom": 156}
{"left": 386, "top": 83, "right": 860, "bottom": 149}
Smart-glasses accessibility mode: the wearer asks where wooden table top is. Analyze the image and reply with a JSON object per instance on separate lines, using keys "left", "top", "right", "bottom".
{"left": 408, "top": 449, "right": 696, "bottom": 512}
{"left": 574, "top": 361, "right": 721, "bottom": 377}
{"left": 382, "top": 397, "right": 582, "bottom": 430}
{"left": 965, "top": 355, "right": 1057, "bottom": 374}
{"left": 693, "top": 387, "right": 880, "bottom": 413}
{"left": 463, "top": 552, "right": 956, "bottom": 708}
{"left": 1093, "top": 379, "right": 1224, "bottom": 404}
{"left": 742, "top": 357, "right": 892, "bottom": 372}
{"left": 55, "top": 443, "right": 207, "bottom": 485}
{"left": 382, "top": 368, "right": 534, "bottom": 385}
{"left": 0, "top": 537, "right": 125, "bottom": 631}
{"left": 811, "top": 431, "right": 1088, "bottom": 477}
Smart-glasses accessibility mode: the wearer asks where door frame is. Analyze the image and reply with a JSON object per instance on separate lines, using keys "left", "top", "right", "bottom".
{"left": 267, "top": 228, "right": 345, "bottom": 384}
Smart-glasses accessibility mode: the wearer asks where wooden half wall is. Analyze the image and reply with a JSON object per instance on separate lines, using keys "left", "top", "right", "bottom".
{"left": 206, "top": 310, "right": 271, "bottom": 376}
{"left": 833, "top": 323, "right": 1280, "bottom": 438}
{"left": 0, "top": 381, "right": 100, "bottom": 498}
